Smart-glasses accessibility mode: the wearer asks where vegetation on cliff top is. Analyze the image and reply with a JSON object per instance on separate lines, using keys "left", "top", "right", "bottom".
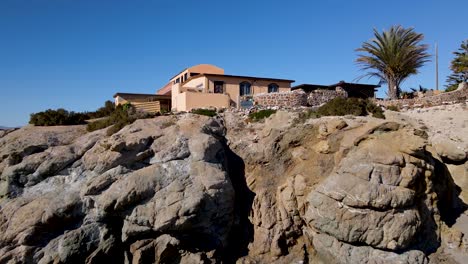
{"left": 317, "top": 97, "right": 385, "bottom": 119}
{"left": 248, "top": 109, "right": 277, "bottom": 122}
{"left": 30, "top": 101, "right": 157, "bottom": 136}
{"left": 29, "top": 100, "right": 116, "bottom": 126}
{"left": 87, "top": 103, "right": 157, "bottom": 136}
{"left": 356, "top": 25, "right": 430, "bottom": 99}
{"left": 191, "top": 108, "right": 217, "bottom": 117}
{"left": 446, "top": 39, "right": 468, "bottom": 92}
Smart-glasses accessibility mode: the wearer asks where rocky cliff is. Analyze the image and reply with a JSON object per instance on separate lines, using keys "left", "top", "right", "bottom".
{"left": 0, "top": 111, "right": 466, "bottom": 263}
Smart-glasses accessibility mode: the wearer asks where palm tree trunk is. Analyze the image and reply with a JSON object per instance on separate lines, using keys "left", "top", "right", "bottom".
{"left": 388, "top": 80, "right": 398, "bottom": 99}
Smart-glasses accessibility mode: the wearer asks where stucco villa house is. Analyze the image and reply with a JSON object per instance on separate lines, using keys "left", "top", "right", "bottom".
{"left": 159, "top": 64, "right": 295, "bottom": 111}
{"left": 113, "top": 64, "right": 379, "bottom": 112}
{"left": 114, "top": 64, "right": 294, "bottom": 112}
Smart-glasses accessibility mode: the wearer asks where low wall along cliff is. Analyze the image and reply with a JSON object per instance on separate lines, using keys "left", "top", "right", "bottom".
{"left": 254, "top": 90, "right": 307, "bottom": 107}
{"left": 254, "top": 88, "right": 348, "bottom": 108}
{"left": 376, "top": 84, "right": 468, "bottom": 109}
{"left": 307, "top": 89, "right": 347, "bottom": 106}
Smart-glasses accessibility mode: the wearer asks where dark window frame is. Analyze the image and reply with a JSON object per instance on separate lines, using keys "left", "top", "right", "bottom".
{"left": 268, "top": 83, "right": 279, "bottom": 93}
{"left": 239, "top": 81, "right": 252, "bottom": 96}
{"left": 214, "top": 81, "right": 224, "bottom": 94}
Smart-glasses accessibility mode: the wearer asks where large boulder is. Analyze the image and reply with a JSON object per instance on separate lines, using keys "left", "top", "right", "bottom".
{"left": 432, "top": 135, "right": 467, "bottom": 162}
{"left": 224, "top": 112, "right": 463, "bottom": 263}
{"left": 0, "top": 114, "right": 235, "bottom": 264}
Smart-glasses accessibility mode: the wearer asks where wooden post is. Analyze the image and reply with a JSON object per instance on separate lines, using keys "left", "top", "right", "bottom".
{"left": 436, "top": 43, "right": 439, "bottom": 90}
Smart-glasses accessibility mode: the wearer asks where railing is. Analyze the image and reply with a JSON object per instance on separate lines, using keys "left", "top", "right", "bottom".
{"left": 239, "top": 95, "right": 254, "bottom": 108}
{"left": 131, "top": 101, "right": 161, "bottom": 113}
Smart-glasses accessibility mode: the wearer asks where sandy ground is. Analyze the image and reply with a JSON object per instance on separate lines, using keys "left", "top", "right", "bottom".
{"left": 404, "top": 103, "right": 468, "bottom": 152}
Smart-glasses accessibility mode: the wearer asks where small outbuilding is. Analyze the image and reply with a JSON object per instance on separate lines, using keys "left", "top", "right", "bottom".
{"left": 292, "top": 81, "right": 379, "bottom": 99}
{"left": 113, "top": 93, "right": 171, "bottom": 113}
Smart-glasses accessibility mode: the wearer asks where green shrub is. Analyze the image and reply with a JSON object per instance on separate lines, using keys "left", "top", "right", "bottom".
{"left": 317, "top": 97, "right": 366, "bottom": 116}
{"left": 293, "top": 110, "right": 321, "bottom": 124}
{"left": 88, "top": 100, "right": 115, "bottom": 119}
{"left": 87, "top": 105, "right": 136, "bottom": 134}
{"left": 386, "top": 105, "right": 400, "bottom": 112}
{"left": 87, "top": 104, "right": 158, "bottom": 135}
{"left": 365, "top": 100, "right": 385, "bottom": 119}
{"left": 106, "top": 121, "right": 128, "bottom": 136}
{"left": 29, "top": 100, "right": 117, "bottom": 126}
{"left": 445, "top": 85, "right": 458, "bottom": 92}
{"left": 29, "top": 109, "right": 89, "bottom": 126}
{"left": 191, "top": 109, "right": 217, "bottom": 117}
{"left": 248, "top": 109, "right": 277, "bottom": 121}
{"left": 86, "top": 118, "right": 111, "bottom": 132}
{"left": 400, "top": 91, "right": 415, "bottom": 99}
{"left": 317, "top": 97, "right": 385, "bottom": 119}
{"left": 161, "top": 120, "right": 176, "bottom": 128}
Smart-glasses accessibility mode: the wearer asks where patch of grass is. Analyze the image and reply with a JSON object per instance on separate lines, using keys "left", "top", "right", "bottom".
{"left": 317, "top": 97, "right": 385, "bottom": 119}
{"left": 386, "top": 105, "right": 400, "bottom": 112}
{"left": 248, "top": 109, "right": 277, "bottom": 122}
{"left": 365, "top": 100, "right": 385, "bottom": 119}
{"left": 161, "top": 120, "right": 176, "bottom": 129}
{"left": 191, "top": 109, "right": 217, "bottom": 117}
{"left": 106, "top": 121, "right": 129, "bottom": 136}
{"left": 294, "top": 110, "right": 321, "bottom": 124}
{"left": 445, "top": 85, "right": 458, "bottom": 93}
{"left": 87, "top": 105, "right": 139, "bottom": 135}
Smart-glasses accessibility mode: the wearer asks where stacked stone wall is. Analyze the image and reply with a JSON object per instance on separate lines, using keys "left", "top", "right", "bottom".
{"left": 254, "top": 90, "right": 307, "bottom": 107}
{"left": 375, "top": 85, "right": 468, "bottom": 109}
{"left": 307, "top": 89, "right": 347, "bottom": 106}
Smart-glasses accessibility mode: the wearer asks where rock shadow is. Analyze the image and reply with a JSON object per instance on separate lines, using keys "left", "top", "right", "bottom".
{"left": 222, "top": 143, "right": 255, "bottom": 263}
{"left": 413, "top": 151, "right": 467, "bottom": 256}
{"left": 431, "top": 154, "right": 467, "bottom": 227}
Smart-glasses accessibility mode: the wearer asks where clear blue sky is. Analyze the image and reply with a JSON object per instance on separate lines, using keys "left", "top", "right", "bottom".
{"left": 1, "top": 0, "right": 467, "bottom": 127}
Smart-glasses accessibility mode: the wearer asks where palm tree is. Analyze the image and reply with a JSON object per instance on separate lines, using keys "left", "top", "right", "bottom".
{"left": 356, "top": 25, "right": 431, "bottom": 99}
{"left": 446, "top": 39, "right": 468, "bottom": 91}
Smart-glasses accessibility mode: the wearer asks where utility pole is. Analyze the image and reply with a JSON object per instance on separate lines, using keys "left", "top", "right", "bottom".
{"left": 436, "top": 42, "right": 439, "bottom": 90}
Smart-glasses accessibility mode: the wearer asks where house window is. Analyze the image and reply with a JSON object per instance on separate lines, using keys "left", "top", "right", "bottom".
{"left": 184, "top": 73, "right": 188, "bottom": 82}
{"left": 239, "top": 81, "right": 251, "bottom": 96}
{"left": 268, "top": 83, "right": 279, "bottom": 93}
{"left": 214, "top": 81, "right": 224, "bottom": 93}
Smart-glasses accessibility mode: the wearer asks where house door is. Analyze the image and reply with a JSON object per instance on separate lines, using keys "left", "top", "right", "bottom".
{"left": 214, "top": 81, "right": 224, "bottom": 93}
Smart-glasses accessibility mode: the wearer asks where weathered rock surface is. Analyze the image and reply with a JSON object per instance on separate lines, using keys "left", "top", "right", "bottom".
{"left": 225, "top": 111, "right": 466, "bottom": 263}
{"left": 0, "top": 115, "right": 234, "bottom": 263}
{"left": 432, "top": 135, "right": 467, "bottom": 163}
{"left": 0, "top": 110, "right": 466, "bottom": 263}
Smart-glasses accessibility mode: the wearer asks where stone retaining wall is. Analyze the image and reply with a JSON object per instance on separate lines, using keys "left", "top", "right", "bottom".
{"left": 307, "top": 89, "right": 347, "bottom": 106}
{"left": 375, "top": 85, "right": 468, "bottom": 109}
{"left": 254, "top": 90, "right": 307, "bottom": 107}
{"left": 254, "top": 88, "right": 349, "bottom": 108}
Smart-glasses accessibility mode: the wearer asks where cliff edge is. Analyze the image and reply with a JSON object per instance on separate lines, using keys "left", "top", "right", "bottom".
{"left": 0, "top": 110, "right": 466, "bottom": 263}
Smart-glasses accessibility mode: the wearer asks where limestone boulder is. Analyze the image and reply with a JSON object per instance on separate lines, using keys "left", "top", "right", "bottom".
{"left": 0, "top": 114, "right": 236, "bottom": 263}
{"left": 432, "top": 135, "right": 467, "bottom": 162}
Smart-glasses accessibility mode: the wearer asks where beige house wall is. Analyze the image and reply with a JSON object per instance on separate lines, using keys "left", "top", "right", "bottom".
{"left": 207, "top": 77, "right": 290, "bottom": 94}
{"left": 172, "top": 83, "right": 181, "bottom": 111}
{"left": 172, "top": 75, "right": 292, "bottom": 110}
{"left": 175, "top": 92, "right": 230, "bottom": 111}
{"left": 184, "top": 77, "right": 205, "bottom": 91}
{"left": 205, "top": 76, "right": 291, "bottom": 106}
{"left": 115, "top": 96, "right": 128, "bottom": 105}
